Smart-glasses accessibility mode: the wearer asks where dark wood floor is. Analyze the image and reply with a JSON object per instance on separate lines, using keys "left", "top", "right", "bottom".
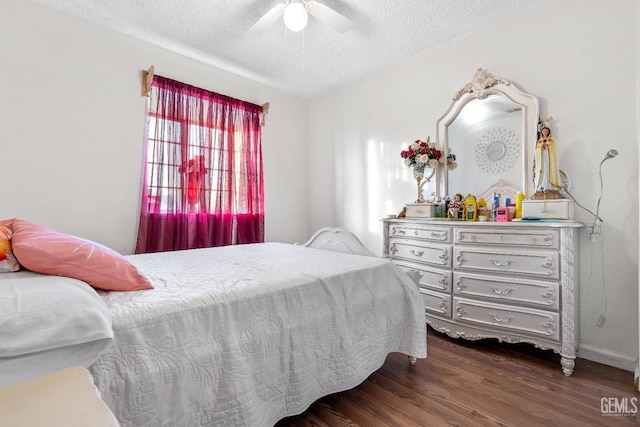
{"left": 276, "top": 327, "right": 638, "bottom": 426}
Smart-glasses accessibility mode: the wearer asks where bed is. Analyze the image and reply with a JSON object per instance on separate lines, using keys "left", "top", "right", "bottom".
{"left": 0, "top": 224, "right": 426, "bottom": 426}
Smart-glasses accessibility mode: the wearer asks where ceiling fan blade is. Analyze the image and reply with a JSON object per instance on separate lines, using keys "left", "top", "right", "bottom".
{"left": 247, "top": 3, "right": 285, "bottom": 36}
{"left": 307, "top": 1, "right": 353, "bottom": 33}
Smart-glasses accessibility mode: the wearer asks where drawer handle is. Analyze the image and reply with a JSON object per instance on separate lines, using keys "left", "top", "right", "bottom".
{"left": 540, "top": 260, "right": 554, "bottom": 269}
{"left": 415, "top": 230, "right": 419, "bottom": 236}
{"left": 438, "top": 300, "right": 448, "bottom": 312}
{"left": 411, "top": 250, "right": 424, "bottom": 257}
{"left": 541, "top": 290, "right": 555, "bottom": 304}
{"left": 490, "top": 286, "right": 514, "bottom": 295}
{"left": 456, "top": 303, "right": 467, "bottom": 318}
{"left": 529, "top": 234, "right": 554, "bottom": 246}
{"left": 393, "top": 228, "right": 406, "bottom": 235}
{"left": 459, "top": 233, "right": 475, "bottom": 241}
{"left": 489, "top": 258, "right": 513, "bottom": 267}
{"left": 542, "top": 319, "right": 555, "bottom": 334}
{"left": 489, "top": 313, "right": 515, "bottom": 323}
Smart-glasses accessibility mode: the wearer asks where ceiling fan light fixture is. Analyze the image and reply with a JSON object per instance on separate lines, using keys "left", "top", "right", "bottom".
{"left": 283, "top": 1, "right": 308, "bottom": 32}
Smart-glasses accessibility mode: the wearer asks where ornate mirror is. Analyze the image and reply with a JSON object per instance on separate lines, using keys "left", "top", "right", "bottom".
{"left": 436, "top": 68, "right": 539, "bottom": 199}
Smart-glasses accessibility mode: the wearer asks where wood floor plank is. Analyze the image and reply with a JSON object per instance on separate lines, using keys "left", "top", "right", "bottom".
{"left": 276, "top": 327, "right": 638, "bottom": 426}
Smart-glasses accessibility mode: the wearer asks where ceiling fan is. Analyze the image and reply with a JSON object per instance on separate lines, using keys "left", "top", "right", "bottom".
{"left": 247, "top": 0, "right": 353, "bottom": 36}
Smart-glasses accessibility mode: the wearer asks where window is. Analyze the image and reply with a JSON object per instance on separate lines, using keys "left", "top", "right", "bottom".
{"left": 135, "top": 75, "right": 264, "bottom": 253}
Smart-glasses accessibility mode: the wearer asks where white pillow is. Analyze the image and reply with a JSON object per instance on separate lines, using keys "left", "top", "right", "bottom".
{"left": 0, "top": 271, "right": 113, "bottom": 387}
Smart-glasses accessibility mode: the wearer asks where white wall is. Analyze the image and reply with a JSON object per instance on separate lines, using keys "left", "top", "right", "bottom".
{"left": 0, "top": 0, "right": 310, "bottom": 254}
{"left": 309, "top": 0, "right": 639, "bottom": 370}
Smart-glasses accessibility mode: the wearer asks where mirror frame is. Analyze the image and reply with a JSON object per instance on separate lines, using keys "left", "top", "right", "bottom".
{"left": 436, "top": 68, "right": 539, "bottom": 198}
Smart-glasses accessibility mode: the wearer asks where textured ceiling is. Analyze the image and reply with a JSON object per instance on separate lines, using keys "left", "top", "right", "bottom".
{"left": 31, "top": 0, "right": 541, "bottom": 99}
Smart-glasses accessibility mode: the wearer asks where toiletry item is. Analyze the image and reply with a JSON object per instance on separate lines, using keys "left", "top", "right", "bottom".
{"left": 515, "top": 191, "right": 525, "bottom": 219}
{"left": 465, "top": 194, "right": 477, "bottom": 221}
{"left": 491, "top": 192, "right": 500, "bottom": 221}
{"left": 478, "top": 207, "right": 491, "bottom": 221}
{"left": 434, "top": 197, "right": 442, "bottom": 218}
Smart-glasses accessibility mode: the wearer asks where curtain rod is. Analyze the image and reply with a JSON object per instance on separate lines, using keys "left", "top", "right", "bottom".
{"left": 141, "top": 66, "right": 270, "bottom": 126}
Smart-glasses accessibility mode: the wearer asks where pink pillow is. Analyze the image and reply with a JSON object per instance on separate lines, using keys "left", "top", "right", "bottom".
{"left": 10, "top": 219, "right": 153, "bottom": 291}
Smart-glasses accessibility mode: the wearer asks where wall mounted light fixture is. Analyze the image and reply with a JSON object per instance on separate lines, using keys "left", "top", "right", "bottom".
{"left": 592, "top": 148, "right": 619, "bottom": 229}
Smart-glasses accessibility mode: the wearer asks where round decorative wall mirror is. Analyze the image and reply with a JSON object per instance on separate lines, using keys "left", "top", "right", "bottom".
{"left": 474, "top": 127, "right": 520, "bottom": 175}
{"left": 486, "top": 141, "right": 505, "bottom": 161}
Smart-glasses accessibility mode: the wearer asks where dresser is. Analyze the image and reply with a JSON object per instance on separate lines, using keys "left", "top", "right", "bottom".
{"left": 382, "top": 218, "right": 582, "bottom": 376}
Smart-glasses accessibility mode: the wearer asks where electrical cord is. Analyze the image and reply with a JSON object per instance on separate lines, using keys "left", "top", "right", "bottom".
{"left": 591, "top": 155, "right": 609, "bottom": 231}
{"left": 564, "top": 188, "right": 602, "bottom": 223}
{"left": 573, "top": 149, "right": 617, "bottom": 328}
{"left": 565, "top": 149, "right": 618, "bottom": 233}
{"left": 600, "top": 232, "right": 608, "bottom": 319}
{"left": 582, "top": 228, "right": 609, "bottom": 330}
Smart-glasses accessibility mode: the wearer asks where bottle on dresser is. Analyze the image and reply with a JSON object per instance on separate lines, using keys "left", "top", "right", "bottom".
{"left": 491, "top": 192, "right": 500, "bottom": 221}
{"left": 515, "top": 191, "right": 525, "bottom": 219}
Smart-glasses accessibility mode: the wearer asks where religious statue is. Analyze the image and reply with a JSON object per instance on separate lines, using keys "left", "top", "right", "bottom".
{"left": 532, "top": 119, "right": 564, "bottom": 200}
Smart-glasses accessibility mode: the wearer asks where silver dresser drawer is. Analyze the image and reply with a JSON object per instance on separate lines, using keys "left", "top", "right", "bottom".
{"left": 453, "top": 297, "right": 560, "bottom": 341}
{"left": 454, "top": 272, "right": 559, "bottom": 310}
{"left": 454, "top": 247, "right": 559, "bottom": 279}
{"left": 389, "top": 224, "right": 452, "bottom": 243}
{"left": 420, "top": 288, "right": 451, "bottom": 318}
{"left": 389, "top": 238, "right": 452, "bottom": 268}
{"left": 395, "top": 261, "right": 452, "bottom": 292}
{"left": 455, "top": 228, "right": 559, "bottom": 249}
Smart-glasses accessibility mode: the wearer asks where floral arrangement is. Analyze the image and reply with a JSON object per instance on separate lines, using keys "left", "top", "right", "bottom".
{"left": 400, "top": 137, "right": 457, "bottom": 169}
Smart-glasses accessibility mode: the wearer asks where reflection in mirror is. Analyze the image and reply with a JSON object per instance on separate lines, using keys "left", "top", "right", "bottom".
{"left": 436, "top": 69, "right": 538, "bottom": 198}
{"left": 486, "top": 142, "right": 505, "bottom": 161}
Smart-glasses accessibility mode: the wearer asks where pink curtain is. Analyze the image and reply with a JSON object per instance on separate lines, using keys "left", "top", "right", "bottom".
{"left": 135, "top": 75, "right": 264, "bottom": 254}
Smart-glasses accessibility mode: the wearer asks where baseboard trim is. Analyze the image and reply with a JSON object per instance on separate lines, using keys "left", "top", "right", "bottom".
{"left": 579, "top": 344, "right": 636, "bottom": 372}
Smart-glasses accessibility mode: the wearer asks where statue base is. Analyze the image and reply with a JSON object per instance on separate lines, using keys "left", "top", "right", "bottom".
{"left": 521, "top": 199, "right": 575, "bottom": 220}
{"left": 530, "top": 189, "right": 565, "bottom": 200}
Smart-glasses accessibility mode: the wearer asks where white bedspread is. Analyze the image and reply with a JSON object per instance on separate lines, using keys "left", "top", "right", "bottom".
{"left": 89, "top": 243, "right": 426, "bottom": 427}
